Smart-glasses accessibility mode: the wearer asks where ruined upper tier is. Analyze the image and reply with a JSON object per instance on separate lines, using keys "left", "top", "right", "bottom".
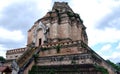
{"left": 27, "top": 2, "right": 88, "bottom": 46}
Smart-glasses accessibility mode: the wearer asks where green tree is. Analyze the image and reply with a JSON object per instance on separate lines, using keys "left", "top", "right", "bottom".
{"left": 106, "top": 60, "right": 120, "bottom": 71}
{"left": 0, "top": 56, "right": 5, "bottom": 62}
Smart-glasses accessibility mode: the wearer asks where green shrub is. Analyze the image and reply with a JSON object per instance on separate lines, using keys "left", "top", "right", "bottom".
{"left": 54, "top": 44, "right": 62, "bottom": 53}
{"left": 94, "top": 64, "right": 109, "bottom": 74}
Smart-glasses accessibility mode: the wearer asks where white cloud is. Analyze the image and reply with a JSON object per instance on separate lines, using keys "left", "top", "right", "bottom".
{"left": 0, "top": 27, "right": 24, "bottom": 41}
{"left": 116, "top": 42, "right": 120, "bottom": 50}
{"left": 35, "top": 0, "right": 52, "bottom": 17}
{"left": 0, "top": 51, "right": 6, "bottom": 58}
{"left": 70, "top": 0, "right": 114, "bottom": 28}
{"left": 88, "top": 28, "right": 120, "bottom": 46}
{"left": 70, "top": 0, "right": 120, "bottom": 47}
{"left": 96, "top": 43, "right": 120, "bottom": 63}
{"left": 96, "top": 44, "right": 112, "bottom": 59}
{"left": 100, "top": 44, "right": 111, "bottom": 52}
{"left": 0, "top": 0, "right": 14, "bottom": 11}
{"left": 0, "top": 0, "right": 22, "bottom": 18}
{"left": 108, "top": 17, "right": 120, "bottom": 27}
{"left": 0, "top": 0, "right": 19, "bottom": 12}
{"left": 36, "top": 0, "right": 52, "bottom": 10}
{"left": 0, "top": 44, "right": 8, "bottom": 58}
{"left": 101, "top": 51, "right": 120, "bottom": 62}
{"left": 0, "top": 44, "right": 7, "bottom": 50}
{"left": 110, "top": 52, "right": 120, "bottom": 59}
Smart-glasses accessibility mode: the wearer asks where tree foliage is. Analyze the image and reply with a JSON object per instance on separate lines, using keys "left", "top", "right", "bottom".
{"left": 0, "top": 56, "right": 5, "bottom": 62}
{"left": 94, "top": 64, "right": 109, "bottom": 74}
{"left": 106, "top": 60, "right": 120, "bottom": 71}
{"left": 54, "top": 44, "right": 62, "bottom": 53}
{"left": 33, "top": 54, "right": 39, "bottom": 63}
{"left": 48, "top": 69, "right": 55, "bottom": 74}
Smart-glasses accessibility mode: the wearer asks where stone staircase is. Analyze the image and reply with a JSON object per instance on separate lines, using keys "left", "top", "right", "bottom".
{"left": 16, "top": 46, "right": 40, "bottom": 74}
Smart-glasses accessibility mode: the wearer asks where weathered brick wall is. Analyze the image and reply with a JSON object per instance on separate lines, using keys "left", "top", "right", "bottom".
{"left": 100, "top": 61, "right": 116, "bottom": 74}
{"left": 49, "top": 23, "right": 58, "bottom": 39}
{"left": 27, "top": 30, "right": 32, "bottom": 45}
{"left": 58, "top": 23, "right": 70, "bottom": 39}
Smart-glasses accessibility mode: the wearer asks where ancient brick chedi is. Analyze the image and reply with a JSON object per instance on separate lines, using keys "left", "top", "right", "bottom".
{"left": 27, "top": 2, "right": 88, "bottom": 46}
{"left": 6, "top": 2, "right": 117, "bottom": 74}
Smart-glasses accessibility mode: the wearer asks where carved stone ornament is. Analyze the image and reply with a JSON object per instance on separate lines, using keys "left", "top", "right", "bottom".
{"left": 11, "top": 60, "right": 19, "bottom": 74}
{"left": 33, "top": 21, "right": 49, "bottom": 43}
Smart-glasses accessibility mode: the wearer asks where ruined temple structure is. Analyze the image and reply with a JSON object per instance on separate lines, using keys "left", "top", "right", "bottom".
{"left": 6, "top": 2, "right": 117, "bottom": 74}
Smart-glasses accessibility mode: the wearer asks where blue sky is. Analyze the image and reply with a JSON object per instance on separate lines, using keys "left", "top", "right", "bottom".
{"left": 0, "top": 0, "right": 120, "bottom": 63}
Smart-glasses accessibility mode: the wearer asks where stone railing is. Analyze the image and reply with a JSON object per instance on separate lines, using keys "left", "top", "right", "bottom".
{"left": 6, "top": 47, "right": 26, "bottom": 55}
{"left": 16, "top": 47, "right": 38, "bottom": 68}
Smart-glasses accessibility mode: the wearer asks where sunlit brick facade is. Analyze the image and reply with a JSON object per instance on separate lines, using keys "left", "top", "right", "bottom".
{"left": 6, "top": 2, "right": 117, "bottom": 74}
